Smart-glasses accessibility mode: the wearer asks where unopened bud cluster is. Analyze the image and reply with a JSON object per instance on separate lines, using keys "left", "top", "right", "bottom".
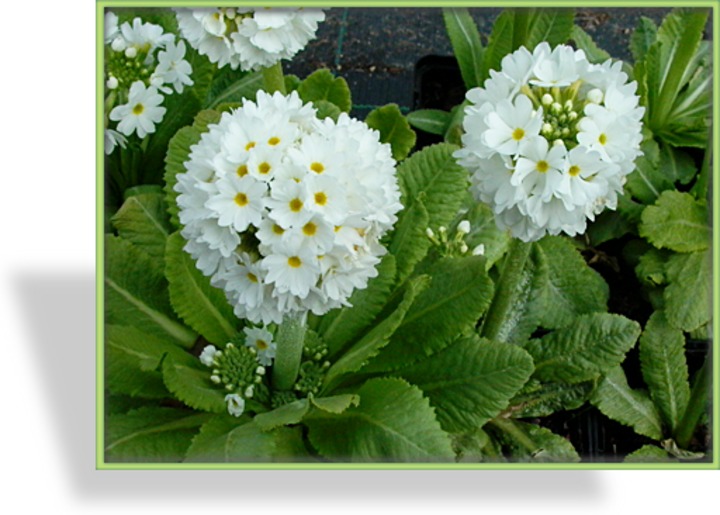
{"left": 425, "top": 221, "right": 484, "bottom": 257}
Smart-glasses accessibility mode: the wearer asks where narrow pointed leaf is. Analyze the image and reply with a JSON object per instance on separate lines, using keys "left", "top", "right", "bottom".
{"left": 443, "top": 8, "right": 484, "bottom": 89}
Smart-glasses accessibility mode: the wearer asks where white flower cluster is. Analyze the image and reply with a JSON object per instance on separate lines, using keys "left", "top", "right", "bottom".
{"left": 454, "top": 43, "right": 644, "bottom": 242}
{"left": 104, "top": 12, "right": 194, "bottom": 153}
{"left": 175, "top": 7, "right": 325, "bottom": 71}
{"left": 175, "top": 91, "right": 402, "bottom": 325}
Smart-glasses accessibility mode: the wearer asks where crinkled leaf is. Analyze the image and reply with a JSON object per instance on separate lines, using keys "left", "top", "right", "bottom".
{"left": 365, "top": 104, "right": 416, "bottom": 161}
{"left": 496, "top": 420, "right": 580, "bottom": 463}
{"left": 162, "top": 349, "right": 226, "bottom": 414}
{"left": 306, "top": 378, "right": 454, "bottom": 462}
{"left": 163, "top": 125, "right": 204, "bottom": 228}
{"left": 630, "top": 17, "right": 658, "bottom": 63}
{"left": 635, "top": 247, "right": 671, "bottom": 287}
{"left": 310, "top": 394, "right": 360, "bottom": 414}
{"left": 509, "top": 379, "right": 595, "bottom": 419}
{"left": 389, "top": 197, "right": 431, "bottom": 284}
{"left": 165, "top": 232, "right": 238, "bottom": 344}
{"left": 625, "top": 445, "right": 675, "bottom": 463}
{"left": 661, "top": 438, "right": 705, "bottom": 460}
{"left": 297, "top": 69, "right": 351, "bottom": 113}
{"left": 659, "top": 144, "right": 697, "bottom": 186}
{"left": 319, "top": 254, "right": 396, "bottom": 357}
{"left": 105, "top": 406, "right": 211, "bottom": 463}
{"left": 663, "top": 251, "right": 712, "bottom": 332}
{"left": 533, "top": 236, "right": 609, "bottom": 329}
{"left": 639, "top": 311, "right": 690, "bottom": 433}
{"left": 639, "top": 190, "right": 710, "bottom": 252}
{"left": 443, "top": 8, "right": 484, "bottom": 89}
{"left": 186, "top": 416, "right": 309, "bottom": 462}
{"left": 111, "top": 193, "right": 173, "bottom": 263}
{"left": 526, "top": 313, "right": 641, "bottom": 384}
{"left": 253, "top": 399, "right": 310, "bottom": 431}
{"left": 407, "top": 109, "right": 451, "bottom": 136}
{"left": 453, "top": 428, "right": 491, "bottom": 463}
{"left": 591, "top": 366, "right": 664, "bottom": 440}
{"left": 397, "top": 336, "right": 534, "bottom": 433}
{"left": 570, "top": 25, "right": 611, "bottom": 64}
{"left": 205, "top": 69, "right": 263, "bottom": 109}
{"left": 105, "top": 235, "right": 196, "bottom": 348}
{"left": 370, "top": 255, "right": 493, "bottom": 371}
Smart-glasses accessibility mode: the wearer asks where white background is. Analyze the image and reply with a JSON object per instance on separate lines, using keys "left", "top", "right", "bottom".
{"left": 0, "top": 0, "right": 716, "bottom": 512}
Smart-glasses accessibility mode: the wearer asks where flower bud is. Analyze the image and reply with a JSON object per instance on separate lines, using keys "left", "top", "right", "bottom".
{"left": 471, "top": 244, "right": 485, "bottom": 256}
{"left": 587, "top": 88, "right": 603, "bottom": 104}
{"left": 106, "top": 76, "right": 119, "bottom": 89}
{"left": 460, "top": 243, "right": 469, "bottom": 254}
{"left": 457, "top": 220, "right": 471, "bottom": 235}
{"left": 125, "top": 46, "right": 138, "bottom": 58}
{"left": 111, "top": 37, "right": 126, "bottom": 52}
{"left": 541, "top": 94, "right": 553, "bottom": 106}
{"left": 425, "top": 227, "right": 434, "bottom": 238}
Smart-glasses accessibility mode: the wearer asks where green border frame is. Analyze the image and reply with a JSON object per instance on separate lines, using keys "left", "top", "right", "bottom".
{"left": 96, "top": 0, "right": 720, "bottom": 470}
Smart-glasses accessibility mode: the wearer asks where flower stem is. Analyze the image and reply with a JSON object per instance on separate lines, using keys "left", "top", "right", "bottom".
{"left": 272, "top": 316, "right": 306, "bottom": 391}
{"left": 480, "top": 238, "right": 532, "bottom": 342}
{"left": 674, "top": 357, "right": 710, "bottom": 449}
{"left": 261, "top": 61, "right": 287, "bottom": 95}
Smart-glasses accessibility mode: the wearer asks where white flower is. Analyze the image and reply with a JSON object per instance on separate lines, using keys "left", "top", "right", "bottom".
{"left": 154, "top": 40, "right": 194, "bottom": 94}
{"left": 199, "top": 345, "right": 218, "bottom": 366}
{"left": 174, "top": 91, "right": 401, "bottom": 324}
{"left": 243, "top": 326, "right": 277, "bottom": 366}
{"left": 104, "top": 129, "right": 127, "bottom": 155}
{"left": 225, "top": 393, "right": 245, "bottom": 417}
{"left": 109, "top": 81, "right": 166, "bottom": 138}
{"left": 175, "top": 7, "right": 325, "bottom": 71}
{"left": 454, "top": 42, "right": 644, "bottom": 241}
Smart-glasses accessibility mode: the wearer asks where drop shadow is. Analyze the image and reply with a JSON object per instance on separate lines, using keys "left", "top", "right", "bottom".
{"left": 15, "top": 270, "right": 603, "bottom": 503}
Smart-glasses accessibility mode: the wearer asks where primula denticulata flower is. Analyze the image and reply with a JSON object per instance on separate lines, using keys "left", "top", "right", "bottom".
{"left": 454, "top": 42, "right": 644, "bottom": 242}
{"left": 174, "top": 7, "right": 325, "bottom": 71}
{"left": 175, "top": 91, "right": 402, "bottom": 325}
{"left": 104, "top": 12, "right": 194, "bottom": 147}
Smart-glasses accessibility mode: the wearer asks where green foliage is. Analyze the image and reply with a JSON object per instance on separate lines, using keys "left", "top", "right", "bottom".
{"left": 663, "top": 250, "right": 712, "bottom": 332}
{"left": 163, "top": 125, "right": 205, "bottom": 228}
{"left": 639, "top": 191, "right": 710, "bottom": 252}
{"left": 365, "top": 104, "right": 417, "bottom": 161}
{"left": 510, "top": 380, "right": 595, "bottom": 418}
{"left": 625, "top": 445, "right": 675, "bottom": 463}
{"left": 306, "top": 378, "right": 455, "bottom": 462}
{"left": 297, "top": 69, "right": 352, "bottom": 113}
{"left": 526, "top": 313, "right": 641, "bottom": 383}
{"left": 165, "top": 232, "right": 239, "bottom": 344}
{"left": 406, "top": 109, "right": 451, "bottom": 136}
{"left": 630, "top": 17, "right": 658, "bottom": 63}
{"left": 162, "top": 349, "right": 227, "bottom": 414}
{"left": 311, "top": 394, "right": 361, "bottom": 414}
{"left": 111, "top": 192, "right": 173, "bottom": 263}
{"left": 105, "top": 235, "right": 196, "bottom": 348}
{"left": 205, "top": 69, "right": 263, "bottom": 109}
{"left": 388, "top": 198, "right": 430, "bottom": 285}
{"left": 442, "top": 8, "right": 484, "bottom": 89}
{"left": 493, "top": 419, "right": 581, "bottom": 463}
{"left": 570, "top": 25, "right": 611, "bottom": 64}
{"left": 254, "top": 399, "right": 310, "bottom": 431}
{"left": 462, "top": 199, "right": 511, "bottom": 270}
{"left": 591, "top": 366, "right": 664, "bottom": 440}
{"left": 105, "top": 407, "right": 211, "bottom": 463}
{"left": 397, "top": 336, "right": 534, "bottom": 433}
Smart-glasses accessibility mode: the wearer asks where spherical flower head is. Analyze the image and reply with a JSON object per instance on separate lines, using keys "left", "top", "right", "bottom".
{"left": 175, "top": 91, "right": 401, "bottom": 324}
{"left": 175, "top": 7, "right": 325, "bottom": 71}
{"left": 454, "top": 42, "right": 644, "bottom": 242}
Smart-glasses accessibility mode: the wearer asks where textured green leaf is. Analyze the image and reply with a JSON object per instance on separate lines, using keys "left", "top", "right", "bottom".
{"left": 253, "top": 399, "right": 310, "bottom": 431}
{"left": 526, "top": 313, "right": 641, "bottom": 383}
{"left": 397, "top": 142, "right": 469, "bottom": 232}
{"left": 591, "top": 366, "right": 664, "bottom": 440}
{"left": 105, "top": 406, "right": 211, "bottom": 463}
{"left": 162, "top": 349, "right": 226, "bottom": 414}
{"left": 163, "top": 125, "right": 204, "bottom": 228}
{"left": 462, "top": 199, "right": 511, "bottom": 270}
{"left": 525, "top": 9, "right": 575, "bottom": 48}
{"left": 533, "top": 236, "right": 609, "bottom": 329}
{"left": 183, "top": 45, "right": 215, "bottom": 107}
{"left": 370, "top": 255, "right": 493, "bottom": 371}
{"left": 105, "top": 235, "right": 196, "bottom": 347}
{"left": 311, "top": 394, "right": 360, "bottom": 414}
{"left": 111, "top": 193, "right": 173, "bottom": 263}
{"left": 635, "top": 247, "right": 671, "bottom": 287}
{"left": 165, "top": 232, "right": 238, "bottom": 344}
{"left": 406, "top": 109, "right": 451, "bottom": 136}
{"left": 639, "top": 190, "right": 710, "bottom": 252}
{"left": 319, "top": 254, "right": 396, "bottom": 357}
{"left": 389, "top": 197, "right": 431, "bottom": 284}
{"left": 509, "top": 380, "right": 595, "bottom": 418}
{"left": 365, "top": 104, "right": 416, "bottom": 161}
{"left": 398, "top": 336, "right": 534, "bottom": 432}
{"left": 570, "top": 25, "right": 611, "bottom": 64}
{"left": 306, "top": 378, "right": 454, "bottom": 462}
{"left": 639, "top": 311, "right": 690, "bottom": 433}
{"left": 630, "top": 17, "right": 658, "bottom": 63}
{"left": 297, "top": 69, "right": 351, "bottom": 113}
{"left": 659, "top": 144, "right": 697, "bottom": 186}
{"left": 624, "top": 138, "right": 668, "bottom": 204}
{"left": 323, "top": 275, "right": 429, "bottom": 389}
{"left": 313, "top": 99, "right": 342, "bottom": 121}
{"left": 625, "top": 445, "right": 675, "bottom": 462}
{"left": 495, "top": 420, "right": 581, "bottom": 463}
{"left": 205, "top": 69, "right": 263, "bottom": 109}
{"left": 186, "top": 416, "right": 309, "bottom": 462}
{"left": 482, "top": 10, "right": 515, "bottom": 77}
{"left": 443, "top": 8, "right": 484, "bottom": 89}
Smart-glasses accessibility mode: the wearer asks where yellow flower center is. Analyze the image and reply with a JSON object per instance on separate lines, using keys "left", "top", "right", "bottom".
{"left": 272, "top": 224, "right": 285, "bottom": 235}
{"left": 289, "top": 198, "right": 303, "bottom": 212}
{"left": 598, "top": 133, "right": 607, "bottom": 145}
{"left": 247, "top": 272, "right": 258, "bottom": 283}
{"left": 256, "top": 339, "right": 269, "bottom": 350}
{"left": 132, "top": 103, "right": 144, "bottom": 115}
{"left": 568, "top": 165, "right": 581, "bottom": 177}
{"left": 303, "top": 222, "right": 317, "bottom": 236}
{"left": 258, "top": 162, "right": 271, "bottom": 175}
{"left": 236, "top": 164, "right": 248, "bottom": 177}
{"left": 268, "top": 137, "right": 280, "bottom": 146}
{"left": 288, "top": 256, "right": 302, "bottom": 268}
{"left": 245, "top": 141, "right": 256, "bottom": 151}
{"left": 314, "top": 192, "right": 328, "bottom": 206}
{"left": 310, "top": 162, "right": 325, "bottom": 174}
{"left": 512, "top": 128, "right": 525, "bottom": 141}
{"left": 536, "top": 160, "right": 549, "bottom": 173}
{"left": 234, "top": 193, "right": 249, "bottom": 206}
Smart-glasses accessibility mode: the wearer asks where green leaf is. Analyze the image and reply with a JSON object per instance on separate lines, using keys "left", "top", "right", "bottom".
{"left": 663, "top": 250, "right": 712, "bottom": 332}
{"left": 659, "top": 144, "right": 697, "bottom": 186}
{"left": 397, "top": 142, "right": 469, "bottom": 233}
{"left": 495, "top": 420, "right": 580, "bottom": 463}
{"left": 365, "top": 104, "right": 416, "bottom": 161}
{"left": 510, "top": 380, "right": 595, "bottom": 418}
{"left": 462, "top": 199, "right": 511, "bottom": 270}
{"left": 624, "top": 138, "right": 668, "bottom": 205}
{"left": 313, "top": 99, "right": 342, "bottom": 121}
{"left": 370, "top": 255, "right": 493, "bottom": 371}
{"left": 443, "top": 8, "right": 484, "bottom": 89}
{"left": 630, "top": 17, "right": 658, "bottom": 63}
{"left": 406, "top": 109, "right": 451, "bottom": 136}
{"left": 625, "top": 445, "right": 674, "bottom": 462}
{"left": 525, "top": 9, "right": 575, "bottom": 48}
{"left": 323, "top": 275, "right": 429, "bottom": 389}
{"left": 164, "top": 125, "right": 204, "bottom": 228}
{"left": 591, "top": 366, "right": 664, "bottom": 440}
{"left": 635, "top": 247, "right": 671, "bottom": 287}
{"left": 482, "top": 10, "right": 516, "bottom": 76}
{"left": 297, "top": 69, "right": 352, "bottom": 113}
{"left": 533, "top": 236, "right": 609, "bottom": 330}
{"left": 397, "top": 336, "right": 534, "bottom": 433}
{"left": 162, "top": 349, "right": 227, "bottom": 413}
{"left": 105, "top": 235, "right": 196, "bottom": 348}
{"left": 183, "top": 46, "right": 215, "bottom": 107}
{"left": 319, "top": 254, "right": 397, "bottom": 357}
{"left": 205, "top": 69, "right": 263, "bottom": 109}
{"left": 661, "top": 438, "right": 705, "bottom": 460}
{"left": 186, "top": 416, "right": 309, "bottom": 462}
{"left": 570, "top": 25, "right": 611, "bottom": 64}
{"left": 311, "top": 394, "right": 360, "bottom": 414}
{"left": 253, "top": 399, "right": 310, "bottom": 431}
{"left": 526, "top": 313, "right": 641, "bottom": 384}
{"left": 165, "top": 232, "right": 239, "bottom": 344}
{"left": 639, "top": 190, "right": 710, "bottom": 252}
{"left": 388, "top": 197, "right": 431, "bottom": 284}
{"left": 105, "top": 406, "right": 211, "bottom": 463}
{"left": 306, "top": 378, "right": 454, "bottom": 462}
{"left": 639, "top": 311, "right": 690, "bottom": 434}
{"left": 111, "top": 193, "right": 173, "bottom": 263}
